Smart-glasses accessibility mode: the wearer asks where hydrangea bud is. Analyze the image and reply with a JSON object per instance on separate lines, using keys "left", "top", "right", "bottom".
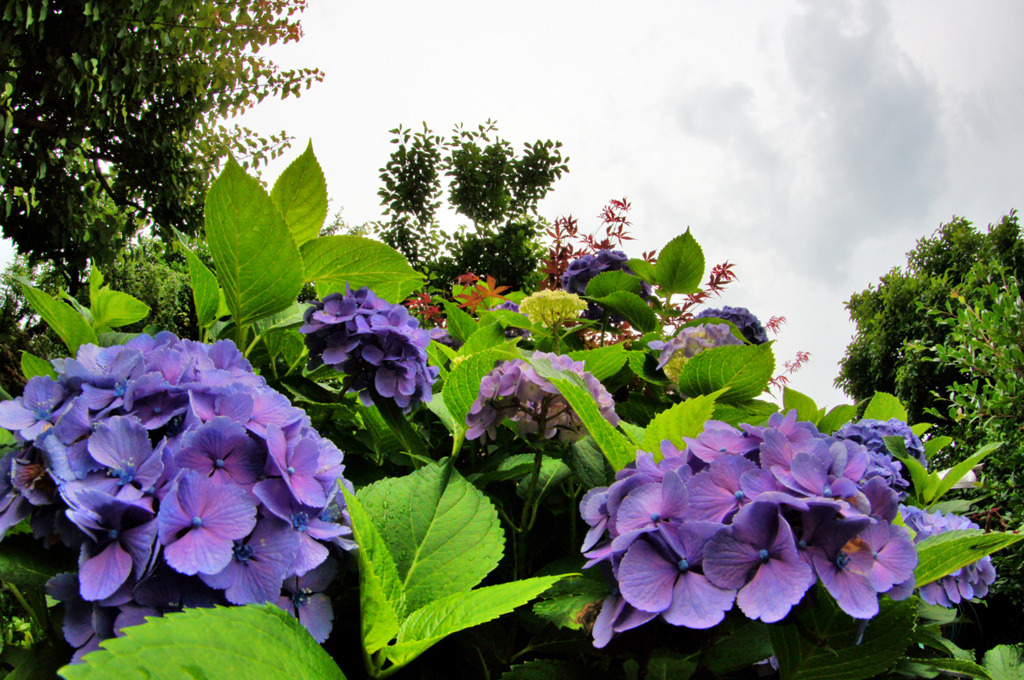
{"left": 518, "top": 289, "right": 588, "bottom": 329}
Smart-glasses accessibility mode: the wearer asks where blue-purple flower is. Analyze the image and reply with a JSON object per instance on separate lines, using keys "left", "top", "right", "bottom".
{"left": 649, "top": 324, "right": 744, "bottom": 382}
{"left": 561, "top": 249, "right": 650, "bottom": 321}
{"left": 695, "top": 306, "right": 769, "bottom": 345}
{"left": 300, "top": 286, "right": 438, "bottom": 412}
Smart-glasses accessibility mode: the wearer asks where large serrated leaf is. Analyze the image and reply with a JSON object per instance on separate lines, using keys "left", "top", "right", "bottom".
{"left": 0, "top": 535, "right": 70, "bottom": 588}
{"left": 586, "top": 290, "right": 656, "bottom": 332}
{"left": 385, "top": 576, "right": 564, "bottom": 667}
{"left": 270, "top": 140, "right": 328, "bottom": 247}
{"left": 654, "top": 229, "right": 704, "bottom": 295}
{"left": 770, "top": 592, "right": 915, "bottom": 680}
{"left": 358, "top": 462, "right": 504, "bottom": 613}
{"left": 567, "top": 345, "right": 628, "bottom": 382}
{"left": 816, "top": 404, "right": 858, "bottom": 434}
{"left": 176, "top": 238, "right": 220, "bottom": 330}
{"left": 525, "top": 356, "right": 634, "bottom": 470}
{"left": 58, "top": 604, "right": 346, "bottom": 679}
{"left": 19, "top": 280, "right": 97, "bottom": 356}
{"left": 303, "top": 235, "right": 423, "bottom": 304}
{"left": 983, "top": 644, "right": 1024, "bottom": 680}
{"left": 340, "top": 485, "right": 403, "bottom": 653}
{"left": 585, "top": 270, "right": 645, "bottom": 298}
{"left": 21, "top": 351, "right": 56, "bottom": 380}
{"left": 862, "top": 391, "right": 908, "bottom": 422}
{"left": 914, "top": 530, "right": 1024, "bottom": 588}
{"left": 676, "top": 343, "right": 775, "bottom": 403}
{"left": 782, "top": 387, "right": 818, "bottom": 423}
{"left": 642, "top": 392, "right": 719, "bottom": 455}
{"left": 442, "top": 346, "right": 518, "bottom": 430}
{"left": 205, "top": 158, "right": 305, "bottom": 326}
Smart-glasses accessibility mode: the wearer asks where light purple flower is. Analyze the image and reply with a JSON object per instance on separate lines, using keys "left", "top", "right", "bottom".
{"left": 277, "top": 558, "right": 338, "bottom": 642}
{"left": 199, "top": 517, "right": 298, "bottom": 605}
{"left": 0, "top": 375, "right": 66, "bottom": 440}
{"left": 175, "top": 417, "right": 263, "bottom": 489}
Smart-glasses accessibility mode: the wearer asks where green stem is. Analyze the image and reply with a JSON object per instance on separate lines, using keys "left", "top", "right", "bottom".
{"left": 5, "top": 583, "right": 46, "bottom": 638}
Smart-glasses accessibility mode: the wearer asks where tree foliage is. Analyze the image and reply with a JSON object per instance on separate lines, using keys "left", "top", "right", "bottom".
{"left": 374, "top": 121, "right": 567, "bottom": 291}
{"left": 0, "top": 0, "right": 322, "bottom": 293}
{"left": 836, "top": 213, "right": 1024, "bottom": 426}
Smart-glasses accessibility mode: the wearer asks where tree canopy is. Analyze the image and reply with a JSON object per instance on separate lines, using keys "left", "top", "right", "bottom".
{"left": 836, "top": 212, "right": 1023, "bottom": 426}
{"left": 0, "top": 0, "right": 321, "bottom": 293}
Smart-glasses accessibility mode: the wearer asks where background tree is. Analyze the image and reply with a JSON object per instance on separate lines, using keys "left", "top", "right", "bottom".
{"left": 0, "top": 0, "right": 321, "bottom": 294}
{"left": 374, "top": 120, "right": 568, "bottom": 291}
{"left": 836, "top": 212, "right": 1023, "bottom": 427}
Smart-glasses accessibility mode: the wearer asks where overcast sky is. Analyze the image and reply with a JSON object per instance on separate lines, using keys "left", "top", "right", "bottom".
{"left": 5, "top": 0, "right": 1022, "bottom": 408}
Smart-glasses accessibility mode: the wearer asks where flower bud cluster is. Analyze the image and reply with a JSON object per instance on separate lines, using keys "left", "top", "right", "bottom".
{"left": 300, "top": 286, "right": 439, "bottom": 412}
{"left": 518, "top": 290, "right": 587, "bottom": 329}
{"left": 465, "top": 352, "right": 619, "bottom": 443}
{"left": 580, "top": 411, "right": 924, "bottom": 648}
{"left": 0, "top": 333, "right": 354, "bottom": 660}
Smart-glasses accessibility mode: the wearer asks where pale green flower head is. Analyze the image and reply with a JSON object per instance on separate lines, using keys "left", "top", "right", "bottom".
{"left": 519, "top": 289, "right": 587, "bottom": 328}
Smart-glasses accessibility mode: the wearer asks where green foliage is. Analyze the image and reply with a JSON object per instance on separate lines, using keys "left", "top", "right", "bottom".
{"left": 1, "top": 0, "right": 321, "bottom": 292}
{"left": 837, "top": 213, "right": 1023, "bottom": 427}
{"left": 58, "top": 604, "right": 346, "bottom": 679}
{"left": 914, "top": 530, "right": 1024, "bottom": 589}
{"left": 676, "top": 343, "right": 776, "bottom": 404}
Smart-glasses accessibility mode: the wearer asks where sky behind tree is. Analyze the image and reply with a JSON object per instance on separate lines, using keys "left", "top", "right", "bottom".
{"left": 4, "top": 0, "right": 1021, "bottom": 406}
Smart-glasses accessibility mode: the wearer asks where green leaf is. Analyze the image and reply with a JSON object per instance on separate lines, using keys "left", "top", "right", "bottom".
{"left": 983, "top": 644, "right": 1024, "bottom": 680}
{"left": 526, "top": 355, "right": 634, "bottom": 470}
{"left": 442, "top": 346, "right": 518, "bottom": 431}
{"left": 923, "top": 435, "right": 952, "bottom": 461}
{"left": 770, "top": 593, "right": 915, "bottom": 680}
{"left": 654, "top": 229, "right": 704, "bottom": 295}
{"left": 568, "top": 437, "right": 612, "bottom": 489}
{"left": 58, "top": 604, "right": 346, "bottom": 679}
{"left": 567, "top": 345, "right": 628, "bottom": 381}
{"left": 712, "top": 399, "right": 779, "bottom": 426}
{"left": 862, "top": 391, "right": 908, "bottom": 422}
{"left": 531, "top": 571, "right": 607, "bottom": 631}
{"left": 501, "top": 660, "right": 590, "bottom": 680}
{"left": 646, "top": 648, "right": 699, "bottom": 680}
{"left": 385, "top": 576, "right": 564, "bottom": 668}
{"left": 626, "top": 258, "right": 658, "bottom": 284}
{"left": 457, "top": 317, "right": 508, "bottom": 355}
{"left": 304, "top": 235, "right": 423, "bottom": 304}
{"left": 702, "top": 620, "right": 774, "bottom": 674}
{"left": 0, "top": 534, "right": 70, "bottom": 589}
{"left": 270, "top": 140, "right": 328, "bottom": 247}
{"left": 816, "top": 404, "right": 858, "bottom": 434}
{"left": 205, "top": 158, "right": 305, "bottom": 326}
{"left": 585, "top": 290, "right": 657, "bottom": 332}
{"left": 339, "top": 485, "right": 403, "bottom": 654}
{"left": 642, "top": 391, "right": 719, "bottom": 455}
{"left": 20, "top": 351, "right": 56, "bottom": 380}
{"left": 176, "top": 240, "right": 220, "bottom": 330}
{"left": 782, "top": 387, "right": 818, "bottom": 423}
{"left": 914, "top": 530, "right": 1024, "bottom": 588}
{"left": 88, "top": 267, "right": 150, "bottom": 331}
{"left": 358, "top": 462, "right": 504, "bottom": 613}
{"left": 928, "top": 443, "right": 999, "bottom": 505}
{"left": 442, "top": 300, "right": 479, "bottom": 344}
{"left": 516, "top": 456, "right": 570, "bottom": 501}
{"left": 903, "top": 658, "right": 993, "bottom": 680}
{"left": 676, "top": 343, "right": 775, "bottom": 403}
{"left": 19, "top": 280, "right": 98, "bottom": 355}
{"left": 585, "top": 270, "right": 645, "bottom": 298}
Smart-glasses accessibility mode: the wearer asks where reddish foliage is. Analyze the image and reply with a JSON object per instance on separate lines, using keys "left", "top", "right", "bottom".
{"left": 404, "top": 292, "right": 443, "bottom": 325}
{"left": 769, "top": 350, "right": 812, "bottom": 391}
{"left": 765, "top": 316, "right": 787, "bottom": 335}
{"left": 540, "top": 198, "right": 636, "bottom": 289}
{"left": 455, "top": 275, "right": 510, "bottom": 313}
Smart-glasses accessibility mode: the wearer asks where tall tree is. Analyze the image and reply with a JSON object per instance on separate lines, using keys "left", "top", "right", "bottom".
{"left": 837, "top": 212, "right": 1023, "bottom": 426}
{"left": 0, "top": 0, "right": 321, "bottom": 293}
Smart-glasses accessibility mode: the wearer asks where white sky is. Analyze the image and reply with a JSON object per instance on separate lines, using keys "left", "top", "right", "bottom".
{"left": 5, "top": 0, "right": 1022, "bottom": 409}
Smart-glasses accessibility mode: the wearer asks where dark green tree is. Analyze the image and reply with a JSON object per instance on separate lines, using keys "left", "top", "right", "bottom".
{"left": 836, "top": 212, "right": 1024, "bottom": 426}
{"left": 375, "top": 121, "right": 567, "bottom": 291}
{"left": 1, "top": 0, "right": 321, "bottom": 294}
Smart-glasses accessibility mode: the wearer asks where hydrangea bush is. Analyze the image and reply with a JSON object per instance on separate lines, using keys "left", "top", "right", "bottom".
{"left": 0, "top": 146, "right": 1019, "bottom": 680}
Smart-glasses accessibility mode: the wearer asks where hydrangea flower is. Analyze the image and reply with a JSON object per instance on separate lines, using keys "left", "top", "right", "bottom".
{"left": 580, "top": 411, "right": 927, "bottom": 646}
{"left": 300, "top": 286, "right": 438, "bottom": 412}
{"left": 900, "top": 505, "right": 997, "bottom": 606}
{"left": 465, "top": 352, "right": 618, "bottom": 443}
{"left": 649, "top": 324, "right": 744, "bottom": 382}
{"left": 561, "top": 249, "right": 650, "bottom": 321}
{"left": 517, "top": 289, "right": 587, "bottom": 329}
{"left": 0, "top": 332, "right": 355, "bottom": 657}
{"left": 834, "top": 418, "right": 928, "bottom": 494}
{"left": 695, "top": 306, "right": 769, "bottom": 345}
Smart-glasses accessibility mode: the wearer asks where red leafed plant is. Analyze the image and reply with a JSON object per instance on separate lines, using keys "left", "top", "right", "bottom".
{"left": 540, "top": 198, "right": 636, "bottom": 289}
{"left": 455, "top": 275, "right": 510, "bottom": 313}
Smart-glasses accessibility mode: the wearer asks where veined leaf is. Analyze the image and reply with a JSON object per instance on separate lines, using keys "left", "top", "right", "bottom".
{"left": 442, "top": 300, "right": 478, "bottom": 344}
{"left": 914, "top": 530, "right": 1024, "bottom": 588}
{"left": 929, "top": 442, "right": 999, "bottom": 504}
{"left": 304, "top": 236, "right": 423, "bottom": 304}
{"left": 205, "top": 158, "right": 305, "bottom": 326}
{"left": 340, "top": 485, "right": 403, "bottom": 654}
{"left": 385, "top": 576, "right": 564, "bottom": 668}
{"left": 270, "top": 140, "right": 328, "bottom": 247}
{"left": 177, "top": 241, "right": 220, "bottom": 330}
{"left": 782, "top": 387, "right": 818, "bottom": 423}
{"left": 19, "top": 279, "right": 98, "bottom": 356}
{"left": 358, "top": 462, "right": 504, "bottom": 613}
{"left": 58, "top": 604, "right": 346, "bottom": 680}
{"left": 654, "top": 229, "right": 704, "bottom": 295}
{"left": 862, "top": 391, "right": 908, "bottom": 422}
{"left": 88, "top": 267, "right": 150, "bottom": 331}
{"left": 642, "top": 391, "right": 720, "bottom": 456}
{"left": 21, "top": 351, "right": 56, "bottom": 380}
{"left": 676, "top": 343, "right": 775, "bottom": 403}
{"left": 586, "top": 290, "right": 656, "bottom": 332}
{"left": 816, "top": 404, "right": 858, "bottom": 434}
{"left": 567, "top": 345, "right": 628, "bottom": 382}
{"left": 585, "top": 270, "right": 645, "bottom": 298}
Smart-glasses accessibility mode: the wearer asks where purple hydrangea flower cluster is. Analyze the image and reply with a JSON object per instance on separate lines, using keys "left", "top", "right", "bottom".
{"left": 900, "top": 505, "right": 997, "bottom": 607}
{"left": 561, "top": 250, "right": 650, "bottom": 321}
{"left": 834, "top": 419, "right": 927, "bottom": 495}
{"left": 465, "top": 352, "right": 619, "bottom": 443}
{"left": 0, "top": 333, "right": 354, "bottom": 660}
{"left": 648, "top": 324, "right": 744, "bottom": 382}
{"left": 579, "top": 411, "right": 920, "bottom": 647}
{"left": 695, "top": 306, "right": 769, "bottom": 345}
{"left": 299, "top": 286, "right": 439, "bottom": 412}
